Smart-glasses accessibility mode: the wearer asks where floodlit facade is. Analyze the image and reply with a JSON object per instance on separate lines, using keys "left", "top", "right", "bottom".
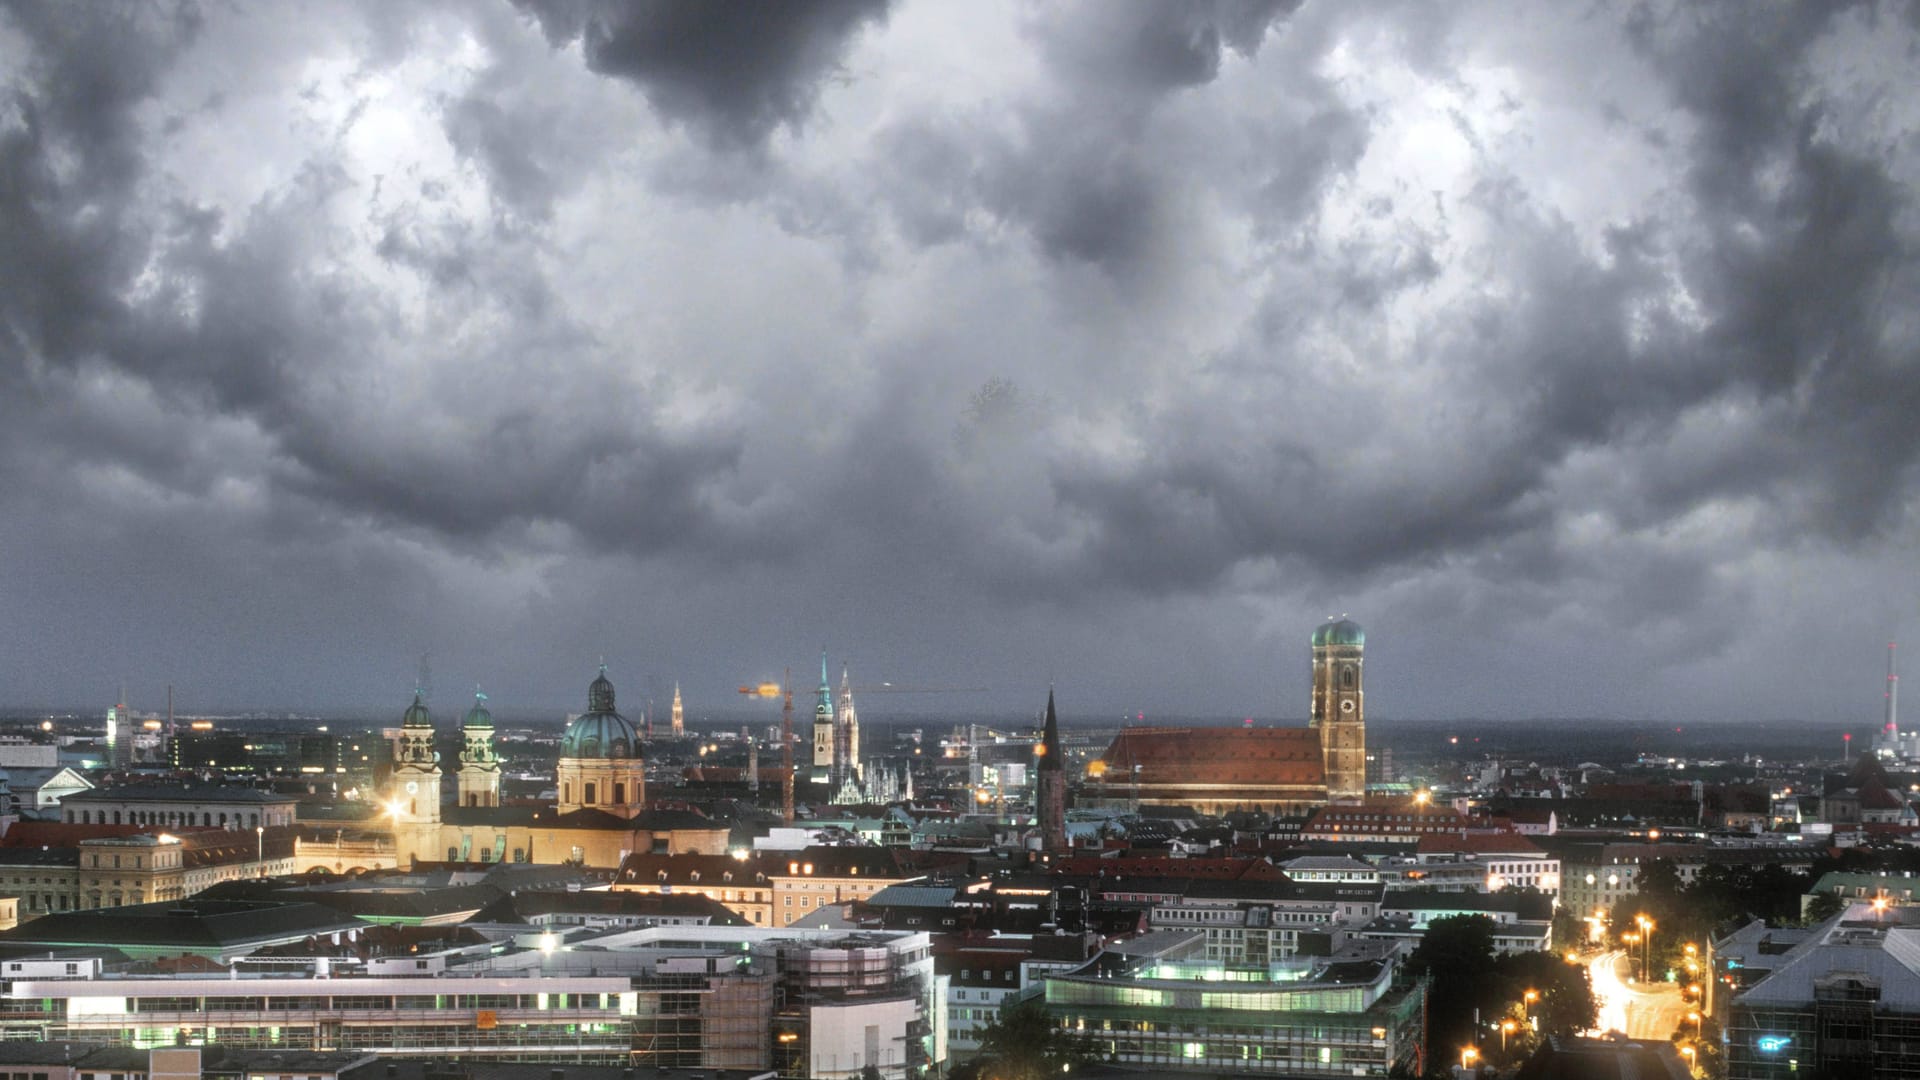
{"left": 1038, "top": 933, "right": 1426, "bottom": 1076}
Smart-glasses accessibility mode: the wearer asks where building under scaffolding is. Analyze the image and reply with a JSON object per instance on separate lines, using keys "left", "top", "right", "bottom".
{"left": 1726, "top": 901, "right": 1920, "bottom": 1079}
{"left": 0, "top": 925, "right": 936, "bottom": 1079}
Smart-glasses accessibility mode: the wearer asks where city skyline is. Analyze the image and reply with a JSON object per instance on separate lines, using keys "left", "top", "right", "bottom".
{"left": 2, "top": 2, "right": 1916, "bottom": 721}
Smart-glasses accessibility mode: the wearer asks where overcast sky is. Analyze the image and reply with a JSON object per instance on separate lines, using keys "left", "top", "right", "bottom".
{"left": 2, "top": 1, "right": 1916, "bottom": 725}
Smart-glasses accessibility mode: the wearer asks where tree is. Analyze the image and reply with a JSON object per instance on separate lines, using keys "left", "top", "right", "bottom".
{"left": 1805, "top": 889, "right": 1846, "bottom": 924}
{"left": 1406, "top": 915, "right": 1501, "bottom": 1067}
{"left": 974, "top": 998, "right": 1101, "bottom": 1080}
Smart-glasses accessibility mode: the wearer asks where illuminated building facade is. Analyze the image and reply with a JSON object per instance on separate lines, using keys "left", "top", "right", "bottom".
{"left": 1039, "top": 933, "right": 1426, "bottom": 1076}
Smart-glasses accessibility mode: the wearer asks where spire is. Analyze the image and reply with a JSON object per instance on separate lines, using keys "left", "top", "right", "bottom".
{"left": 1037, "top": 688, "right": 1063, "bottom": 772}
{"left": 815, "top": 650, "right": 833, "bottom": 719}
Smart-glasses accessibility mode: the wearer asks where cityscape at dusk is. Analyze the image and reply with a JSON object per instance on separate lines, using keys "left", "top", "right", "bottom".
{"left": 2, "top": 1, "right": 1917, "bottom": 1079}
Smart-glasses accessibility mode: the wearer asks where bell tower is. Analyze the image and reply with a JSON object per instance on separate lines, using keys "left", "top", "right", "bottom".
{"left": 457, "top": 689, "right": 501, "bottom": 808}
{"left": 389, "top": 690, "right": 442, "bottom": 863}
{"left": 1312, "top": 618, "right": 1367, "bottom": 802}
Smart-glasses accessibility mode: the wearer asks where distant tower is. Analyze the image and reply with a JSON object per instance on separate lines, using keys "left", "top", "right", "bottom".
{"left": 389, "top": 690, "right": 443, "bottom": 863}
{"left": 833, "top": 664, "right": 862, "bottom": 791}
{"left": 555, "top": 666, "right": 646, "bottom": 818}
{"left": 107, "top": 683, "right": 132, "bottom": 769}
{"left": 812, "top": 653, "right": 834, "bottom": 780}
{"left": 671, "top": 683, "right": 685, "bottom": 738}
{"left": 1036, "top": 689, "right": 1067, "bottom": 855}
{"left": 1312, "top": 618, "right": 1367, "bottom": 802}
{"left": 747, "top": 736, "right": 760, "bottom": 791}
{"left": 457, "top": 689, "right": 501, "bottom": 808}
{"left": 1888, "top": 643, "right": 1901, "bottom": 741}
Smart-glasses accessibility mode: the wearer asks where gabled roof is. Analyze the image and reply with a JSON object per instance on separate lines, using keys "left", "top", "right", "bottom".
{"left": 62, "top": 784, "right": 294, "bottom": 805}
{"left": 1093, "top": 727, "right": 1325, "bottom": 786}
{"left": 0, "top": 899, "right": 361, "bottom": 951}
{"left": 472, "top": 888, "right": 747, "bottom": 925}
{"left": 1734, "top": 913, "right": 1920, "bottom": 1010}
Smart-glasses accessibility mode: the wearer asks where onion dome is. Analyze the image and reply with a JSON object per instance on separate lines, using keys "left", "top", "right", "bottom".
{"left": 562, "top": 666, "right": 641, "bottom": 759}
{"left": 401, "top": 691, "right": 433, "bottom": 729}
{"left": 463, "top": 690, "right": 493, "bottom": 729}
{"left": 1312, "top": 619, "right": 1365, "bottom": 648}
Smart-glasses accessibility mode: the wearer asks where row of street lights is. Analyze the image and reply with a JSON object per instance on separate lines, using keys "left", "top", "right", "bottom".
{"left": 1460, "top": 987, "right": 1540, "bottom": 1072}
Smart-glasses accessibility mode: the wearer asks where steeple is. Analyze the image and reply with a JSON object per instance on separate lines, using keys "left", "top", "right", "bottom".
{"left": 1037, "top": 688, "right": 1063, "bottom": 773}
{"left": 833, "top": 662, "right": 861, "bottom": 792}
{"left": 458, "top": 687, "right": 501, "bottom": 808}
{"left": 812, "top": 650, "right": 835, "bottom": 778}
{"left": 671, "top": 682, "right": 685, "bottom": 737}
{"left": 1035, "top": 688, "right": 1068, "bottom": 855}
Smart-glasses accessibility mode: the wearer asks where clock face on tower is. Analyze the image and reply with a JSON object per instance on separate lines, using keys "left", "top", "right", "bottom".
{"left": 406, "top": 781, "right": 419, "bottom": 794}
{"left": 1340, "top": 699, "right": 1356, "bottom": 714}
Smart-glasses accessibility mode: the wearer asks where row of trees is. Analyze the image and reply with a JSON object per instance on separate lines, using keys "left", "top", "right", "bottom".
{"left": 1405, "top": 914, "right": 1600, "bottom": 1073}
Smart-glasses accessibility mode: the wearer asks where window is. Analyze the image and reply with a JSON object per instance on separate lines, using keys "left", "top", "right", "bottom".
{"left": 584, "top": 782, "right": 597, "bottom": 804}
{"left": 614, "top": 783, "right": 626, "bottom": 804}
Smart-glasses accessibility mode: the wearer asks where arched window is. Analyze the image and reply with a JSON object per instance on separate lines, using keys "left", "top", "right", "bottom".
{"left": 1341, "top": 667, "right": 1356, "bottom": 689}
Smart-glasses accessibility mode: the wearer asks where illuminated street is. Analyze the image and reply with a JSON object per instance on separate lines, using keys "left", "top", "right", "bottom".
{"left": 1588, "top": 950, "right": 1689, "bottom": 1039}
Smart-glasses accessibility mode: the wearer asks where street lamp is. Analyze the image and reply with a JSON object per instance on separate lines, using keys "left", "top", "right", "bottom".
{"left": 1688, "top": 1010, "right": 1702, "bottom": 1037}
{"left": 1461, "top": 1046, "right": 1479, "bottom": 1072}
{"left": 255, "top": 825, "right": 264, "bottom": 877}
{"left": 1500, "top": 1020, "right": 1517, "bottom": 1053}
{"left": 1680, "top": 1044, "right": 1697, "bottom": 1074}
{"left": 1635, "top": 915, "right": 1655, "bottom": 979}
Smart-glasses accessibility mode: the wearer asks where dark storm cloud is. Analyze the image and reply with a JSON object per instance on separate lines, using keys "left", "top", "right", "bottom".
{"left": 0, "top": 2, "right": 768, "bottom": 566}
{"left": 1033, "top": 0, "right": 1302, "bottom": 92}
{"left": 874, "top": 0, "right": 1346, "bottom": 282}
{"left": 0, "top": 0, "right": 1915, "bottom": 720}
{"left": 512, "top": 0, "right": 890, "bottom": 148}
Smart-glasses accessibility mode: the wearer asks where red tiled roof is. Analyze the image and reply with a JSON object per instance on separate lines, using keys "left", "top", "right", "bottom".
{"left": 1051, "top": 855, "right": 1284, "bottom": 881}
{"left": 1093, "top": 727, "right": 1325, "bottom": 786}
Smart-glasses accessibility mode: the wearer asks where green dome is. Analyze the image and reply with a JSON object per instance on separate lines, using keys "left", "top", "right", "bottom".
{"left": 463, "top": 691, "right": 493, "bottom": 729}
{"left": 1312, "top": 619, "right": 1365, "bottom": 648}
{"left": 401, "top": 691, "right": 433, "bottom": 729}
{"left": 562, "top": 667, "right": 640, "bottom": 760}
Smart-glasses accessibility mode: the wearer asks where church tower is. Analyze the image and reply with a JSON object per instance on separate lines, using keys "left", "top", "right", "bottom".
{"left": 556, "top": 666, "right": 646, "bottom": 818}
{"left": 811, "top": 654, "right": 834, "bottom": 780}
{"left": 457, "top": 689, "right": 501, "bottom": 808}
{"left": 389, "top": 690, "right": 442, "bottom": 862}
{"left": 1312, "top": 619, "right": 1367, "bottom": 801}
{"left": 833, "top": 664, "right": 861, "bottom": 791}
{"left": 1035, "top": 689, "right": 1067, "bottom": 855}
{"left": 671, "top": 683, "right": 685, "bottom": 737}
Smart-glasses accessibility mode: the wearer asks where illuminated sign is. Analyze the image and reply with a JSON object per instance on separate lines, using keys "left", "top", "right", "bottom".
{"left": 1757, "top": 1036, "right": 1792, "bottom": 1053}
